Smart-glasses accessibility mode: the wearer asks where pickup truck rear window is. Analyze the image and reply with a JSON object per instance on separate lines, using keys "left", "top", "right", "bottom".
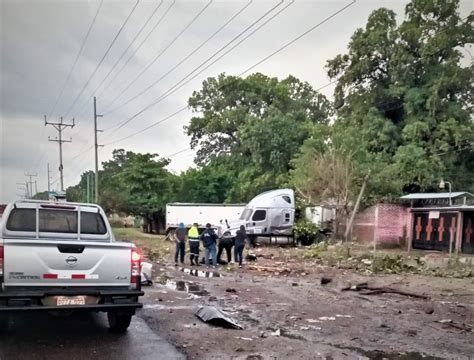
{"left": 5, "top": 208, "right": 107, "bottom": 235}
{"left": 5, "top": 208, "right": 36, "bottom": 231}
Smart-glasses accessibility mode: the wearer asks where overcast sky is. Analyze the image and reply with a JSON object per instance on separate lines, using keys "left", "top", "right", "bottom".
{"left": 1, "top": 0, "right": 472, "bottom": 203}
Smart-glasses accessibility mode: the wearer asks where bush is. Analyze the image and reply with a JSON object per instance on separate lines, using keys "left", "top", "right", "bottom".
{"left": 294, "top": 219, "right": 320, "bottom": 246}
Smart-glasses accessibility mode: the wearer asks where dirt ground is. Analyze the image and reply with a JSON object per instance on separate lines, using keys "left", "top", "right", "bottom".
{"left": 135, "top": 245, "right": 474, "bottom": 360}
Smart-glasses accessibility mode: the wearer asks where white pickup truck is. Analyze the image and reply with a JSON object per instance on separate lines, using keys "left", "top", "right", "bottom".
{"left": 0, "top": 200, "right": 143, "bottom": 333}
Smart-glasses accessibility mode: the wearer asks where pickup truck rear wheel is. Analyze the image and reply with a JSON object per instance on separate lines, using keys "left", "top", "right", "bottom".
{"left": 0, "top": 314, "right": 9, "bottom": 331}
{"left": 107, "top": 312, "right": 132, "bottom": 333}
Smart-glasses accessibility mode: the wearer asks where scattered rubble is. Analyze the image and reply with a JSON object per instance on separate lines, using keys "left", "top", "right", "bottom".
{"left": 342, "top": 282, "right": 429, "bottom": 299}
{"left": 195, "top": 306, "right": 243, "bottom": 329}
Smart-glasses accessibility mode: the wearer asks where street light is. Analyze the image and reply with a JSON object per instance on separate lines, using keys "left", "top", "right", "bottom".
{"left": 439, "top": 179, "right": 452, "bottom": 206}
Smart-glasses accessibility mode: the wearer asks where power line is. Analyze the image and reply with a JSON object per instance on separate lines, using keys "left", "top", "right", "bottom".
{"left": 165, "top": 147, "right": 192, "bottom": 158}
{"left": 49, "top": 0, "right": 104, "bottom": 118}
{"left": 103, "top": 0, "right": 355, "bottom": 146}
{"left": 102, "top": 0, "right": 253, "bottom": 119}
{"left": 63, "top": 0, "right": 141, "bottom": 118}
{"left": 73, "top": 0, "right": 356, "bottom": 155}
{"left": 94, "top": 0, "right": 177, "bottom": 103}
{"left": 103, "top": 0, "right": 289, "bottom": 136}
{"left": 235, "top": 1, "right": 356, "bottom": 77}
{"left": 45, "top": 116, "right": 75, "bottom": 192}
{"left": 102, "top": 0, "right": 214, "bottom": 113}
{"left": 74, "top": 0, "right": 165, "bottom": 118}
{"left": 103, "top": 106, "right": 188, "bottom": 146}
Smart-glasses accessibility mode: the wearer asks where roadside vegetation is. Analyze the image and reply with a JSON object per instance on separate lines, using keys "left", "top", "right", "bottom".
{"left": 67, "top": 0, "right": 472, "bottom": 236}
{"left": 113, "top": 227, "right": 172, "bottom": 262}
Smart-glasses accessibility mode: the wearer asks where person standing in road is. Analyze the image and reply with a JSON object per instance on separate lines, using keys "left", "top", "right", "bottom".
{"left": 174, "top": 222, "right": 186, "bottom": 266}
{"left": 200, "top": 223, "right": 218, "bottom": 268}
{"left": 188, "top": 223, "right": 200, "bottom": 266}
{"left": 234, "top": 225, "right": 248, "bottom": 267}
{"left": 217, "top": 235, "right": 234, "bottom": 265}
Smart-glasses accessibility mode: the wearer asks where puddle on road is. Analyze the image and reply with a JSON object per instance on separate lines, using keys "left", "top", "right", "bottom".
{"left": 180, "top": 267, "right": 222, "bottom": 278}
{"left": 163, "top": 279, "right": 209, "bottom": 296}
{"left": 335, "top": 345, "right": 442, "bottom": 360}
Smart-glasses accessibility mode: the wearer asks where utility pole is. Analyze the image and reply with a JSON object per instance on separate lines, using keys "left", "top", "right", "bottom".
{"left": 93, "top": 97, "right": 103, "bottom": 203}
{"left": 45, "top": 116, "right": 75, "bottom": 192}
{"left": 47, "top": 163, "right": 52, "bottom": 194}
{"left": 24, "top": 172, "right": 38, "bottom": 198}
{"left": 16, "top": 182, "right": 28, "bottom": 199}
{"left": 86, "top": 173, "right": 91, "bottom": 203}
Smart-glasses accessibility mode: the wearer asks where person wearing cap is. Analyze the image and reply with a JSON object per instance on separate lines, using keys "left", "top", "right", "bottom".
{"left": 188, "top": 223, "right": 201, "bottom": 266}
{"left": 174, "top": 222, "right": 186, "bottom": 266}
{"left": 199, "top": 223, "right": 218, "bottom": 268}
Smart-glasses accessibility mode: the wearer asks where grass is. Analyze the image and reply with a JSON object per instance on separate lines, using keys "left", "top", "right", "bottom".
{"left": 112, "top": 227, "right": 172, "bottom": 262}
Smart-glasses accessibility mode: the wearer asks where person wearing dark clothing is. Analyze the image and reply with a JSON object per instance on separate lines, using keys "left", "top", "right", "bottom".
{"left": 188, "top": 223, "right": 200, "bottom": 266}
{"left": 174, "top": 222, "right": 186, "bottom": 266}
{"left": 217, "top": 236, "right": 234, "bottom": 264}
{"left": 234, "top": 225, "right": 247, "bottom": 267}
{"left": 200, "top": 223, "right": 218, "bottom": 268}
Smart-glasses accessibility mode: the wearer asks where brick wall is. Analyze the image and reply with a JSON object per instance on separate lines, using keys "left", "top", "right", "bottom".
{"left": 351, "top": 203, "right": 409, "bottom": 246}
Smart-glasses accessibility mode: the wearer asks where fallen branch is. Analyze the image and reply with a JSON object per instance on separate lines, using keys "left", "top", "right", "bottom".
{"left": 437, "top": 320, "right": 472, "bottom": 332}
{"left": 246, "top": 265, "right": 291, "bottom": 273}
{"left": 342, "top": 283, "right": 429, "bottom": 300}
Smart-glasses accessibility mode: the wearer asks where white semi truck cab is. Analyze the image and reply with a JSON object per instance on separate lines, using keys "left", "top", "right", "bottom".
{"left": 222, "top": 189, "right": 295, "bottom": 244}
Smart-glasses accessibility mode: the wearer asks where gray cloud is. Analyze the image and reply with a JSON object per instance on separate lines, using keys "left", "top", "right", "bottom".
{"left": 1, "top": 0, "right": 472, "bottom": 202}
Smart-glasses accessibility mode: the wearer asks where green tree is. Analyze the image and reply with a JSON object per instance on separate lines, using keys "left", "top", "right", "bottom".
{"left": 117, "top": 151, "right": 175, "bottom": 232}
{"left": 186, "top": 73, "right": 331, "bottom": 201}
{"left": 66, "top": 170, "right": 95, "bottom": 204}
{"left": 32, "top": 191, "right": 49, "bottom": 200}
{"left": 324, "top": 0, "right": 473, "bottom": 196}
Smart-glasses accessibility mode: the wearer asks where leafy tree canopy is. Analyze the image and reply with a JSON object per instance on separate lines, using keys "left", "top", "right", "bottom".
{"left": 186, "top": 73, "right": 331, "bottom": 201}
{"left": 325, "top": 0, "right": 473, "bottom": 196}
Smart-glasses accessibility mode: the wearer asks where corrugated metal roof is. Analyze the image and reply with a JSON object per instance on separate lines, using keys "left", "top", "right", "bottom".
{"left": 400, "top": 192, "right": 472, "bottom": 200}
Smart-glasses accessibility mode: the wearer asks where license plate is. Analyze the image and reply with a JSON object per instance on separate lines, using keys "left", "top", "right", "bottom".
{"left": 56, "top": 296, "right": 86, "bottom": 306}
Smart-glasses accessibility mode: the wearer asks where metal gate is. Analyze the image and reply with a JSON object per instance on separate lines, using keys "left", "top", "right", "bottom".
{"left": 412, "top": 212, "right": 457, "bottom": 251}
{"left": 462, "top": 211, "right": 474, "bottom": 254}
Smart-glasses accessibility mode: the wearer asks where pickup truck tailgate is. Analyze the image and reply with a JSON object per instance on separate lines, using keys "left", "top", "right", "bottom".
{"left": 3, "top": 240, "right": 133, "bottom": 287}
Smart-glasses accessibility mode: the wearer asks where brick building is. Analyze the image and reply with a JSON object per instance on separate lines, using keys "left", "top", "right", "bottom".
{"left": 401, "top": 192, "right": 473, "bottom": 255}
{"left": 350, "top": 203, "right": 409, "bottom": 247}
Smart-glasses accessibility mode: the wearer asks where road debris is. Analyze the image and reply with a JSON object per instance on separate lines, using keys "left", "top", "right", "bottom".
{"left": 195, "top": 306, "right": 243, "bottom": 329}
{"left": 270, "top": 328, "right": 281, "bottom": 336}
{"left": 437, "top": 319, "right": 473, "bottom": 332}
{"left": 247, "top": 265, "right": 291, "bottom": 273}
{"left": 246, "top": 254, "right": 258, "bottom": 262}
{"left": 141, "top": 262, "right": 153, "bottom": 286}
{"left": 342, "top": 282, "right": 429, "bottom": 299}
{"left": 321, "top": 277, "right": 332, "bottom": 285}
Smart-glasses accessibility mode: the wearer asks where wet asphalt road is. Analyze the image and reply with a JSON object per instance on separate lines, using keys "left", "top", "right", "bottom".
{"left": 0, "top": 311, "right": 185, "bottom": 360}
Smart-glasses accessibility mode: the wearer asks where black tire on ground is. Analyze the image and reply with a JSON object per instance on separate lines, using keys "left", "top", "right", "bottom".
{"left": 300, "top": 236, "right": 314, "bottom": 246}
{"left": 107, "top": 312, "right": 132, "bottom": 333}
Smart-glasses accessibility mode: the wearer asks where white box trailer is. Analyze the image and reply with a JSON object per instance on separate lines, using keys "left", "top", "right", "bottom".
{"left": 166, "top": 203, "right": 246, "bottom": 235}
{"left": 305, "top": 206, "right": 336, "bottom": 229}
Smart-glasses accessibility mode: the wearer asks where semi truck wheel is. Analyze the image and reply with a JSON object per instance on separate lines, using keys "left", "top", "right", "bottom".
{"left": 108, "top": 312, "right": 132, "bottom": 333}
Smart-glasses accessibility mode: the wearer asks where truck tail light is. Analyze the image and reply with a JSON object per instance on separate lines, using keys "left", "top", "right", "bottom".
{"left": 131, "top": 249, "right": 141, "bottom": 284}
{"left": 0, "top": 245, "right": 4, "bottom": 276}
